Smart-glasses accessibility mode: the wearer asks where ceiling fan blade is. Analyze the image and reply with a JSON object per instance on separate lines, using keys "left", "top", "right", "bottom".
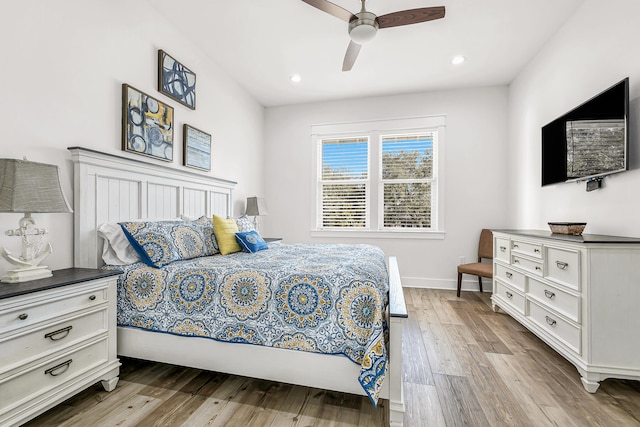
{"left": 377, "top": 6, "right": 445, "bottom": 29}
{"left": 342, "top": 41, "right": 362, "bottom": 72}
{"left": 301, "top": 0, "right": 354, "bottom": 23}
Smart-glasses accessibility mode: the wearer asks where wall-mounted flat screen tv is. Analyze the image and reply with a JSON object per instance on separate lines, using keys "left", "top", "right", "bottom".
{"left": 542, "top": 77, "right": 629, "bottom": 186}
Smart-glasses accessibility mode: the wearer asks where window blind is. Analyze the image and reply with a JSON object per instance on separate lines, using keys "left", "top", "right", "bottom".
{"left": 381, "top": 134, "right": 434, "bottom": 229}
{"left": 320, "top": 137, "right": 368, "bottom": 228}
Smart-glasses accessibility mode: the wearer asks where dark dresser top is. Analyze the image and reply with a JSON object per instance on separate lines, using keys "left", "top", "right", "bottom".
{"left": 492, "top": 229, "right": 640, "bottom": 244}
{"left": 0, "top": 268, "right": 121, "bottom": 300}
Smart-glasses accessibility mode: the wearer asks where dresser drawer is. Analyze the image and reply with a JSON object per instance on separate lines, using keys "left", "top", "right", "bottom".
{"left": 495, "top": 263, "right": 525, "bottom": 292}
{"left": 495, "top": 238, "right": 510, "bottom": 262}
{"left": 545, "top": 247, "right": 580, "bottom": 290}
{"left": 494, "top": 280, "right": 525, "bottom": 315}
{"left": 511, "top": 239, "right": 543, "bottom": 259}
{"left": 528, "top": 277, "right": 580, "bottom": 323}
{"left": 0, "top": 309, "right": 108, "bottom": 371}
{"left": 0, "top": 287, "right": 107, "bottom": 332}
{"left": 527, "top": 300, "right": 580, "bottom": 354}
{"left": 511, "top": 254, "right": 543, "bottom": 277}
{"left": 0, "top": 338, "right": 108, "bottom": 412}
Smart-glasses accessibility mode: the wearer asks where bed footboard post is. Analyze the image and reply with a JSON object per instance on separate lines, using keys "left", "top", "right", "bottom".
{"left": 388, "top": 256, "right": 407, "bottom": 427}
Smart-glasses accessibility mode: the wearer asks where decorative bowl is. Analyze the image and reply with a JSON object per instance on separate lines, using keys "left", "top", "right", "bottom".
{"left": 548, "top": 222, "right": 586, "bottom": 235}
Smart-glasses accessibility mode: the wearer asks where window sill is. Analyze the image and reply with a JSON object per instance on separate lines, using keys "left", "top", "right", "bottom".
{"left": 310, "top": 230, "right": 445, "bottom": 240}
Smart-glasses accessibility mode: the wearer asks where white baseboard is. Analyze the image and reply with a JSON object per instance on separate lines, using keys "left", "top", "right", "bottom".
{"left": 401, "top": 276, "right": 493, "bottom": 292}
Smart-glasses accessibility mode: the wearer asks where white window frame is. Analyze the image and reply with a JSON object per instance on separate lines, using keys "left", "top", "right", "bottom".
{"left": 311, "top": 116, "right": 445, "bottom": 239}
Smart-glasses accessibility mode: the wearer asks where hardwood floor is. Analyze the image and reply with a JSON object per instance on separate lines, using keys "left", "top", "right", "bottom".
{"left": 25, "top": 289, "right": 640, "bottom": 426}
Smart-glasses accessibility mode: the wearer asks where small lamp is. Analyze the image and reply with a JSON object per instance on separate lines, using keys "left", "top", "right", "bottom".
{"left": 245, "top": 196, "right": 268, "bottom": 231}
{"left": 0, "top": 158, "right": 73, "bottom": 283}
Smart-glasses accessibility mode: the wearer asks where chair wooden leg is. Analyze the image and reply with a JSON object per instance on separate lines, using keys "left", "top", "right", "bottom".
{"left": 478, "top": 276, "right": 483, "bottom": 293}
{"left": 457, "top": 272, "right": 463, "bottom": 297}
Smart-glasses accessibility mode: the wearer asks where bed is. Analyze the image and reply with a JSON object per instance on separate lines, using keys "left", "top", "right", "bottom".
{"left": 68, "top": 147, "right": 407, "bottom": 426}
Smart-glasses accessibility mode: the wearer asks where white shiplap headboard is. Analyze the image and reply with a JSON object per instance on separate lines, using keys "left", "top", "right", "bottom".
{"left": 69, "top": 147, "right": 236, "bottom": 269}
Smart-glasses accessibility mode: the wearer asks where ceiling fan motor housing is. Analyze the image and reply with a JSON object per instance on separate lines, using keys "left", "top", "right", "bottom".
{"left": 348, "top": 11, "right": 379, "bottom": 44}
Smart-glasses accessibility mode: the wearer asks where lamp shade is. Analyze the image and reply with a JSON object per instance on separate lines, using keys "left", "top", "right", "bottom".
{"left": 245, "top": 196, "right": 268, "bottom": 216}
{"left": 0, "top": 159, "right": 72, "bottom": 213}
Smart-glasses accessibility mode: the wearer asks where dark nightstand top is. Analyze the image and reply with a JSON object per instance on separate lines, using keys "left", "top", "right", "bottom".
{"left": 0, "top": 268, "right": 122, "bottom": 300}
{"left": 263, "top": 238, "right": 283, "bottom": 243}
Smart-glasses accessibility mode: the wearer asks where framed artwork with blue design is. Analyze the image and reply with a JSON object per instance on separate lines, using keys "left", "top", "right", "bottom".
{"left": 183, "top": 124, "right": 211, "bottom": 171}
{"left": 158, "top": 50, "right": 196, "bottom": 110}
{"left": 122, "top": 84, "right": 174, "bottom": 162}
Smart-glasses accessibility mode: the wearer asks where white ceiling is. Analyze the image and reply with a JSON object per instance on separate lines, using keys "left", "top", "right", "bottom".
{"left": 149, "top": 0, "right": 586, "bottom": 107}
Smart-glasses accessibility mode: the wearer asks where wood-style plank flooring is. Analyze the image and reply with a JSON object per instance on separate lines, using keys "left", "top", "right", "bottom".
{"left": 25, "top": 289, "right": 640, "bottom": 426}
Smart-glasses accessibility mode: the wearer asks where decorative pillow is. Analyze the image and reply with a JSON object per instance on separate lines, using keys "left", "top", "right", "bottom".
{"left": 119, "top": 218, "right": 217, "bottom": 267}
{"left": 212, "top": 215, "right": 242, "bottom": 255}
{"left": 235, "top": 230, "right": 268, "bottom": 253}
{"left": 235, "top": 215, "right": 256, "bottom": 232}
{"left": 190, "top": 215, "right": 219, "bottom": 255}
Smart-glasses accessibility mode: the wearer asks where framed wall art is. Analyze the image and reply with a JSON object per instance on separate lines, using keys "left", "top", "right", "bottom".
{"left": 122, "top": 84, "right": 174, "bottom": 162}
{"left": 158, "top": 49, "right": 196, "bottom": 109}
{"left": 183, "top": 124, "right": 211, "bottom": 171}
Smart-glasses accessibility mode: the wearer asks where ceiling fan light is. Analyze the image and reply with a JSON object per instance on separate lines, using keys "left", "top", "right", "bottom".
{"left": 349, "top": 23, "right": 377, "bottom": 44}
{"left": 348, "top": 11, "right": 379, "bottom": 44}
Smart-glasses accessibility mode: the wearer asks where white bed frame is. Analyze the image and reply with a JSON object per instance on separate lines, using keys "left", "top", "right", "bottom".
{"left": 69, "top": 147, "right": 407, "bottom": 426}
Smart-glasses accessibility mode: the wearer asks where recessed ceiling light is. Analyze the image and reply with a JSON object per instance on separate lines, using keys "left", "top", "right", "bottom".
{"left": 290, "top": 74, "right": 302, "bottom": 83}
{"left": 451, "top": 55, "right": 466, "bottom": 65}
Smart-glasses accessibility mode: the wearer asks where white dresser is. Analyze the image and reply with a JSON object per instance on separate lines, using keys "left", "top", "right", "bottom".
{"left": 0, "top": 269, "right": 121, "bottom": 426}
{"left": 491, "top": 230, "right": 640, "bottom": 392}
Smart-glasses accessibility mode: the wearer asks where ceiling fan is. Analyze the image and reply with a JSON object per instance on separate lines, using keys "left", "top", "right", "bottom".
{"left": 302, "top": 0, "right": 445, "bottom": 71}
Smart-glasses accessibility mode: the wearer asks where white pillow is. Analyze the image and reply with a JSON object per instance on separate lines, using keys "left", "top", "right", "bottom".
{"left": 98, "top": 222, "right": 141, "bottom": 265}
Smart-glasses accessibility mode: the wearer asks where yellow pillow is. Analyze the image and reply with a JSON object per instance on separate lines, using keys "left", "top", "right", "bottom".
{"left": 213, "top": 215, "right": 241, "bottom": 255}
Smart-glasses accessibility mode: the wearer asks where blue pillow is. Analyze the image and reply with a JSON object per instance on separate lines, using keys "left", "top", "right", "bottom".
{"left": 235, "top": 230, "right": 268, "bottom": 253}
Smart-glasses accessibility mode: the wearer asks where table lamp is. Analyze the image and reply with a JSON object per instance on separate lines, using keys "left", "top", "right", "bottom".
{"left": 0, "top": 158, "right": 73, "bottom": 283}
{"left": 245, "top": 196, "right": 268, "bottom": 231}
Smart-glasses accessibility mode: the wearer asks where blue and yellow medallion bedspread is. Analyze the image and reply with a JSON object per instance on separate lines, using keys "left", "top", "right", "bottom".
{"left": 110, "top": 243, "right": 389, "bottom": 404}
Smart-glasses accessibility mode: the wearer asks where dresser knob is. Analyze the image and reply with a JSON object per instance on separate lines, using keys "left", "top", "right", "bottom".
{"left": 500, "top": 246, "right": 506, "bottom": 252}
{"left": 556, "top": 261, "right": 568, "bottom": 270}
{"left": 544, "top": 290, "right": 556, "bottom": 299}
{"left": 89, "top": 295, "right": 96, "bottom": 301}
{"left": 505, "top": 272, "right": 513, "bottom": 279}
{"left": 505, "top": 291, "right": 513, "bottom": 299}
{"left": 18, "top": 313, "right": 28, "bottom": 320}
{"left": 545, "top": 316, "right": 557, "bottom": 327}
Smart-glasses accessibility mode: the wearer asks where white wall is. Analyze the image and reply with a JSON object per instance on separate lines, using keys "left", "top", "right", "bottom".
{"left": 264, "top": 87, "right": 509, "bottom": 289}
{"left": 0, "top": 0, "right": 264, "bottom": 277}
{"left": 508, "top": 0, "right": 640, "bottom": 236}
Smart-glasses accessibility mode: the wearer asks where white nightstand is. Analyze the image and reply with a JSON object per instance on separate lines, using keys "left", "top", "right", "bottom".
{"left": 0, "top": 268, "right": 121, "bottom": 426}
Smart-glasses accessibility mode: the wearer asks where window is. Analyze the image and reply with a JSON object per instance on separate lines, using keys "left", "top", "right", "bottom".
{"left": 381, "top": 133, "right": 435, "bottom": 229}
{"left": 320, "top": 137, "right": 368, "bottom": 228}
{"left": 312, "top": 116, "right": 444, "bottom": 237}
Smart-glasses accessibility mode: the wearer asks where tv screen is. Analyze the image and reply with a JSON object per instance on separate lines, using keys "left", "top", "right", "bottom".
{"left": 542, "top": 78, "right": 629, "bottom": 186}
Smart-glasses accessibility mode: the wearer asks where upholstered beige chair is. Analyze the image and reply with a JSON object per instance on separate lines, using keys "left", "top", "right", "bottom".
{"left": 457, "top": 229, "right": 493, "bottom": 297}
